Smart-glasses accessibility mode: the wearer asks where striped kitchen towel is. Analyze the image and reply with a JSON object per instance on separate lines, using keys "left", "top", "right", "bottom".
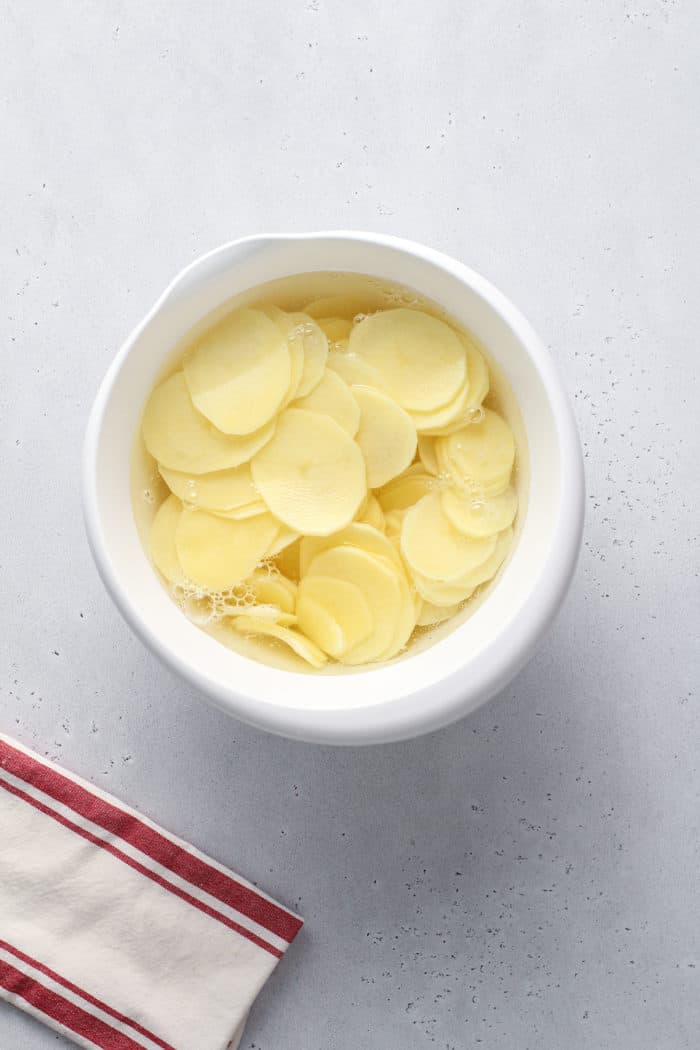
{"left": 0, "top": 733, "right": 302, "bottom": 1050}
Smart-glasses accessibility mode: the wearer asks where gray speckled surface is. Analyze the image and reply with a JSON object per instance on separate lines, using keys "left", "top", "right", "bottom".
{"left": 1, "top": 2, "right": 698, "bottom": 1047}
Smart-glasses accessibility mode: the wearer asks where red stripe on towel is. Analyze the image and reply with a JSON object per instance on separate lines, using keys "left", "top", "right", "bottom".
{"left": 0, "top": 738, "right": 301, "bottom": 944}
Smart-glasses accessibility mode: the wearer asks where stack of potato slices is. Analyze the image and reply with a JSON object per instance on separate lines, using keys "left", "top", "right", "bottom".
{"left": 141, "top": 300, "right": 518, "bottom": 669}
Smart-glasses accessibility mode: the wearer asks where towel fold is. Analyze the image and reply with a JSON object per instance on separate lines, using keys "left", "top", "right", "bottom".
{"left": 0, "top": 734, "right": 302, "bottom": 1050}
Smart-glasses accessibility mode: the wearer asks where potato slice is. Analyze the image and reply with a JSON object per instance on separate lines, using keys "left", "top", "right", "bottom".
{"left": 451, "top": 526, "right": 514, "bottom": 590}
{"left": 463, "top": 337, "right": 490, "bottom": 408}
{"left": 352, "top": 385, "right": 417, "bottom": 488}
{"left": 251, "top": 408, "right": 366, "bottom": 535}
{"left": 305, "top": 546, "right": 402, "bottom": 665}
{"left": 260, "top": 304, "right": 305, "bottom": 406}
{"left": 299, "top": 522, "right": 403, "bottom": 576}
{"left": 357, "top": 493, "right": 385, "bottom": 532}
{"left": 409, "top": 380, "right": 469, "bottom": 434}
{"left": 284, "top": 312, "right": 328, "bottom": 397}
{"left": 175, "top": 509, "right": 279, "bottom": 590}
{"left": 231, "top": 616, "right": 327, "bottom": 668}
{"left": 248, "top": 571, "right": 297, "bottom": 613}
{"left": 326, "top": 349, "right": 385, "bottom": 389}
{"left": 411, "top": 569, "right": 476, "bottom": 607}
{"left": 142, "top": 373, "right": 276, "bottom": 473}
{"left": 316, "top": 317, "right": 353, "bottom": 344}
{"left": 349, "top": 309, "right": 466, "bottom": 411}
{"left": 266, "top": 526, "right": 300, "bottom": 558}
{"left": 417, "top": 434, "right": 439, "bottom": 476}
{"left": 441, "top": 485, "right": 517, "bottom": 538}
{"left": 383, "top": 509, "right": 405, "bottom": 537}
{"left": 297, "top": 576, "right": 373, "bottom": 658}
{"left": 293, "top": 369, "right": 360, "bottom": 436}
{"left": 150, "top": 494, "right": 185, "bottom": 584}
{"left": 183, "top": 308, "right": 291, "bottom": 435}
{"left": 412, "top": 526, "right": 513, "bottom": 603}
{"left": 401, "top": 492, "right": 497, "bottom": 581}
{"left": 436, "top": 409, "right": 515, "bottom": 497}
{"left": 377, "top": 468, "right": 435, "bottom": 513}
{"left": 223, "top": 604, "right": 297, "bottom": 627}
{"left": 274, "top": 538, "right": 301, "bottom": 580}
{"left": 212, "top": 500, "right": 268, "bottom": 520}
{"left": 416, "top": 601, "right": 461, "bottom": 627}
{"left": 159, "top": 462, "right": 257, "bottom": 512}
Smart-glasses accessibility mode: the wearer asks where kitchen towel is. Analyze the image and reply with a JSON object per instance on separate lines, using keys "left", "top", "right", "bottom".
{"left": 0, "top": 733, "right": 303, "bottom": 1050}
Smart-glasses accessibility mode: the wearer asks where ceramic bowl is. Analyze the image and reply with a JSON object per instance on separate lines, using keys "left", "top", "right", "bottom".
{"left": 83, "top": 232, "right": 584, "bottom": 745}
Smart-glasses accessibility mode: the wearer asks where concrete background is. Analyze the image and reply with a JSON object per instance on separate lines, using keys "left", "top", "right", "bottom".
{"left": 1, "top": 1, "right": 698, "bottom": 1047}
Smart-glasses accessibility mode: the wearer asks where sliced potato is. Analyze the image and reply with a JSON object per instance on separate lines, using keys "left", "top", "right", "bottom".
{"left": 326, "top": 349, "right": 385, "bottom": 389}
{"left": 451, "top": 526, "right": 514, "bottom": 590}
{"left": 260, "top": 304, "right": 305, "bottom": 406}
{"left": 293, "top": 369, "right": 360, "bottom": 436}
{"left": 150, "top": 494, "right": 185, "bottom": 583}
{"left": 349, "top": 308, "right": 466, "bottom": 411}
{"left": 274, "top": 538, "right": 301, "bottom": 580}
{"left": 416, "top": 600, "right": 461, "bottom": 627}
{"left": 417, "top": 434, "right": 439, "bottom": 476}
{"left": 300, "top": 522, "right": 403, "bottom": 576}
{"left": 297, "top": 576, "right": 373, "bottom": 658}
{"left": 142, "top": 372, "right": 276, "bottom": 473}
{"left": 401, "top": 492, "right": 497, "bottom": 581}
{"left": 436, "top": 409, "right": 515, "bottom": 497}
{"left": 248, "top": 571, "right": 297, "bottom": 613}
{"left": 377, "top": 468, "right": 435, "bottom": 513}
{"left": 411, "top": 568, "right": 476, "bottom": 607}
{"left": 412, "top": 526, "right": 513, "bottom": 603}
{"left": 213, "top": 500, "right": 268, "bottom": 520}
{"left": 305, "top": 545, "right": 402, "bottom": 665}
{"left": 183, "top": 308, "right": 290, "bottom": 435}
{"left": 223, "top": 604, "right": 297, "bottom": 627}
{"left": 441, "top": 485, "right": 517, "bottom": 538}
{"left": 251, "top": 408, "right": 366, "bottom": 535}
{"left": 175, "top": 509, "right": 278, "bottom": 590}
{"left": 409, "top": 380, "right": 469, "bottom": 434}
{"left": 357, "top": 493, "right": 385, "bottom": 532}
{"left": 463, "top": 337, "right": 490, "bottom": 408}
{"left": 159, "top": 462, "right": 257, "bottom": 512}
{"left": 231, "top": 616, "right": 327, "bottom": 668}
{"left": 316, "top": 317, "right": 353, "bottom": 344}
{"left": 266, "top": 525, "right": 300, "bottom": 557}
{"left": 383, "top": 509, "right": 406, "bottom": 537}
{"left": 284, "top": 312, "right": 328, "bottom": 397}
{"left": 352, "top": 385, "right": 417, "bottom": 488}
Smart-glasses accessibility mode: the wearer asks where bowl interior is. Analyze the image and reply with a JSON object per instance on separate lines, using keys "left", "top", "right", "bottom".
{"left": 86, "top": 234, "right": 573, "bottom": 739}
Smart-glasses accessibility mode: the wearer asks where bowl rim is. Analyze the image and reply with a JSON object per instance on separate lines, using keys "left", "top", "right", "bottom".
{"left": 83, "top": 231, "right": 584, "bottom": 745}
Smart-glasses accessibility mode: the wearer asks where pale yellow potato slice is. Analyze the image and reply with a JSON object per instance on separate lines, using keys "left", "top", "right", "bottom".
{"left": 142, "top": 372, "right": 276, "bottom": 473}
{"left": 213, "top": 500, "right": 268, "bottom": 520}
{"left": 411, "top": 526, "right": 513, "bottom": 603}
{"left": 316, "top": 317, "right": 353, "bottom": 344}
{"left": 293, "top": 369, "right": 360, "bottom": 436}
{"left": 401, "top": 492, "right": 497, "bottom": 581}
{"left": 417, "top": 434, "right": 439, "bottom": 476}
{"left": 357, "top": 493, "right": 385, "bottom": 532}
{"left": 303, "top": 294, "right": 382, "bottom": 320}
{"left": 251, "top": 409, "right": 366, "bottom": 536}
{"left": 248, "top": 571, "right": 297, "bottom": 614}
{"left": 409, "top": 380, "right": 469, "bottom": 434}
{"left": 441, "top": 485, "right": 517, "bottom": 538}
{"left": 305, "top": 546, "right": 402, "bottom": 665}
{"left": 150, "top": 494, "right": 185, "bottom": 583}
{"left": 274, "top": 538, "right": 301, "bottom": 580}
{"left": 299, "top": 522, "right": 403, "bottom": 576}
{"left": 411, "top": 569, "right": 476, "bottom": 607}
{"left": 349, "top": 309, "right": 466, "bottom": 412}
{"left": 284, "top": 312, "right": 328, "bottom": 397}
{"left": 260, "top": 304, "right": 305, "bottom": 406}
{"left": 463, "top": 337, "right": 490, "bottom": 408}
{"left": 175, "top": 509, "right": 279, "bottom": 591}
{"left": 352, "top": 385, "right": 417, "bottom": 488}
{"left": 378, "top": 553, "right": 417, "bottom": 660}
{"left": 326, "top": 349, "right": 385, "bottom": 389}
{"left": 451, "top": 526, "right": 514, "bottom": 590}
{"left": 231, "top": 616, "right": 327, "bottom": 668}
{"left": 416, "top": 600, "right": 461, "bottom": 627}
{"left": 266, "top": 526, "right": 301, "bottom": 558}
{"left": 383, "top": 509, "right": 406, "bottom": 537}
{"left": 224, "top": 604, "right": 297, "bottom": 627}
{"left": 297, "top": 575, "right": 373, "bottom": 659}
{"left": 183, "top": 308, "right": 291, "bottom": 435}
{"left": 436, "top": 409, "right": 515, "bottom": 498}
{"left": 377, "top": 468, "right": 435, "bottom": 513}
{"left": 159, "top": 462, "right": 257, "bottom": 512}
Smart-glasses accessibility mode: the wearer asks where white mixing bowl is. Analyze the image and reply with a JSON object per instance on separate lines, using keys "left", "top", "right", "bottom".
{"left": 83, "top": 232, "right": 584, "bottom": 745}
